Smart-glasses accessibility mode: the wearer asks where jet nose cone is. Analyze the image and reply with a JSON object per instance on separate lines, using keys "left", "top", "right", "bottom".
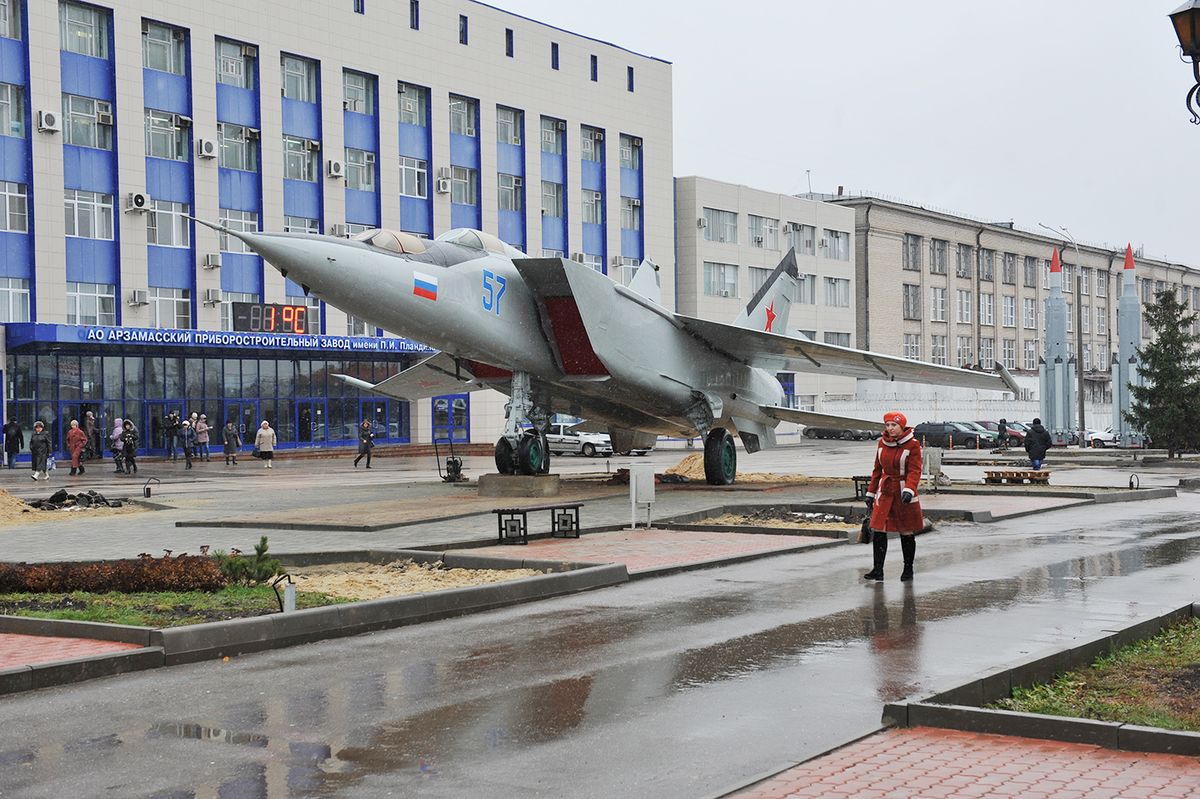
{"left": 237, "top": 232, "right": 334, "bottom": 290}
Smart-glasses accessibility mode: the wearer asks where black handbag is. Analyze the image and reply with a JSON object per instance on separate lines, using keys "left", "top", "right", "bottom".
{"left": 857, "top": 518, "right": 871, "bottom": 544}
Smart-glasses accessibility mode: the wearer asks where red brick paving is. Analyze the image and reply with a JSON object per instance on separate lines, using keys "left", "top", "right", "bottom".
{"left": 0, "top": 632, "right": 142, "bottom": 669}
{"left": 731, "top": 727, "right": 1200, "bottom": 798}
{"left": 464, "top": 529, "right": 830, "bottom": 574}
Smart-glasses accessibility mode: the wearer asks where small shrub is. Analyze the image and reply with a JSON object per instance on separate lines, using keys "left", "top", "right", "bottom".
{"left": 210, "top": 536, "right": 280, "bottom": 586}
{"left": 0, "top": 554, "right": 227, "bottom": 593}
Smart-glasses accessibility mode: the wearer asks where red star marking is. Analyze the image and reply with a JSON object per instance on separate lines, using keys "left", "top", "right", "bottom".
{"left": 764, "top": 301, "right": 777, "bottom": 332}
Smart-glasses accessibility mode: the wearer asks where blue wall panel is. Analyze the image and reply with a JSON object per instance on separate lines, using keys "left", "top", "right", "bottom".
{"left": 449, "top": 133, "right": 479, "bottom": 167}
{"left": 0, "top": 233, "right": 31, "bottom": 279}
{"left": 147, "top": 246, "right": 194, "bottom": 288}
{"left": 399, "top": 196, "right": 431, "bottom": 235}
{"left": 540, "top": 152, "right": 564, "bottom": 183}
{"left": 146, "top": 159, "right": 192, "bottom": 203}
{"left": 582, "top": 223, "right": 605, "bottom": 256}
{"left": 218, "top": 169, "right": 262, "bottom": 212}
{"left": 282, "top": 179, "right": 321, "bottom": 219}
{"left": 0, "top": 38, "right": 27, "bottom": 84}
{"left": 66, "top": 238, "right": 119, "bottom": 285}
{"left": 620, "top": 167, "right": 642, "bottom": 199}
{"left": 219, "top": 254, "right": 262, "bottom": 294}
{"left": 541, "top": 221, "right": 565, "bottom": 252}
{"left": 621, "top": 228, "right": 643, "bottom": 260}
{"left": 281, "top": 98, "right": 320, "bottom": 139}
{"left": 398, "top": 124, "right": 429, "bottom": 159}
{"left": 0, "top": 136, "right": 28, "bottom": 183}
{"left": 581, "top": 161, "right": 603, "bottom": 192}
{"left": 344, "top": 113, "right": 378, "bottom": 151}
{"left": 215, "top": 85, "right": 259, "bottom": 127}
{"left": 498, "top": 210, "right": 524, "bottom": 249}
{"left": 142, "top": 70, "right": 189, "bottom": 114}
{"left": 450, "top": 203, "right": 479, "bottom": 230}
{"left": 345, "top": 189, "right": 379, "bottom": 226}
{"left": 496, "top": 143, "right": 523, "bottom": 175}
{"left": 60, "top": 53, "right": 114, "bottom": 100}
{"left": 284, "top": 278, "right": 306, "bottom": 296}
{"left": 63, "top": 146, "right": 116, "bottom": 192}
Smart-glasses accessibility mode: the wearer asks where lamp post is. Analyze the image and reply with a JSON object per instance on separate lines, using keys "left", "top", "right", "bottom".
{"left": 1038, "top": 223, "right": 1089, "bottom": 448}
{"left": 1169, "top": 0, "right": 1200, "bottom": 123}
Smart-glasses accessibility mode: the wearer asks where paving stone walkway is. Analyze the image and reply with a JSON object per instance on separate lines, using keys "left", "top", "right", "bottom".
{"left": 0, "top": 633, "right": 143, "bottom": 670}
{"left": 730, "top": 726, "right": 1200, "bottom": 798}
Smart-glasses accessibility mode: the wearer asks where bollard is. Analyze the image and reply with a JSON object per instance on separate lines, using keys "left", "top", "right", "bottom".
{"left": 976, "top": 436, "right": 980, "bottom": 450}
{"left": 948, "top": 434, "right": 954, "bottom": 450}
{"left": 143, "top": 477, "right": 161, "bottom": 498}
{"left": 284, "top": 582, "right": 296, "bottom": 613}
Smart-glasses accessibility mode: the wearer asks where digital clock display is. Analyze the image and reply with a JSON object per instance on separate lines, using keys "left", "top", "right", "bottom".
{"left": 231, "top": 302, "right": 310, "bottom": 334}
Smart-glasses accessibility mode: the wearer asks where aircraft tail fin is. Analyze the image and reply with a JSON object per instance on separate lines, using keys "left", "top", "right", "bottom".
{"left": 733, "top": 249, "right": 797, "bottom": 335}
{"left": 625, "top": 259, "right": 662, "bottom": 306}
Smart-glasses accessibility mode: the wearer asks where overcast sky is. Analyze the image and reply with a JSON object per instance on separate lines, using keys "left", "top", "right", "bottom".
{"left": 495, "top": 0, "right": 1197, "bottom": 263}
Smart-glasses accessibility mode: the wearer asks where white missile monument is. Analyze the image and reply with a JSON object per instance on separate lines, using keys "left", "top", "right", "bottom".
{"left": 1039, "top": 248, "right": 1076, "bottom": 445}
{"left": 1111, "top": 244, "right": 1146, "bottom": 447}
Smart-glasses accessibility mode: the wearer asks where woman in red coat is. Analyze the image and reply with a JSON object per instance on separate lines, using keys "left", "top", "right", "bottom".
{"left": 66, "top": 419, "right": 89, "bottom": 476}
{"left": 864, "top": 411, "right": 924, "bottom": 581}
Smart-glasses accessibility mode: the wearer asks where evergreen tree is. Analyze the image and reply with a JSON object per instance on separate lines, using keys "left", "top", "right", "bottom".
{"left": 1124, "top": 287, "right": 1200, "bottom": 457}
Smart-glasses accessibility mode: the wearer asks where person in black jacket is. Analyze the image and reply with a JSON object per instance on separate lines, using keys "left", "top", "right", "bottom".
{"left": 354, "top": 420, "right": 375, "bottom": 469}
{"left": 121, "top": 420, "right": 140, "bottom": 475}
{"left": 1024, "top": 418, "right": 1053, "bottom": 470}
{"left": 163, "top": 412, "right": 180, "bottom": 461}
{"left": 29, "top": 420, "right": 52, "bottom": 481}
{"left": 3, "top": 417, "right": 23, "bottom": 469}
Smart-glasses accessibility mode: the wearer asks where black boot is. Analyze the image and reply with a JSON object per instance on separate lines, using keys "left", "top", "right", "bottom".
{"left": 900, "top": 535, "right": 916, "bottom": 581}
{"left": 864, "top": 531, "right": 888, "bottom": 580}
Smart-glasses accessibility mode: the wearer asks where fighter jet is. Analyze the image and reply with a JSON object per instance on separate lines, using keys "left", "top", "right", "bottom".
{"left": 199, "top": 222, "right": 1019, "bottom": 484}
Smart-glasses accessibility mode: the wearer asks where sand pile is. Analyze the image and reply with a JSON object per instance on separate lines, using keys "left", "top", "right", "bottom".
{"left": 0, "top": 490, "right": 33, "bottom": 521}
{"left": 290, "top": 559, "right": 543, "bottom": 601}
{"left": 664, "top": 453, "right": 850, "bottom": 484}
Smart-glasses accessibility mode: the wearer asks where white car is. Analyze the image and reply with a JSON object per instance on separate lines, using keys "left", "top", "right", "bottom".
{"left": 1085, "top": 428, "right": 1118, "bottom": 447}
{"left": 545, "top": 423, "right": 613, "bottom": 457}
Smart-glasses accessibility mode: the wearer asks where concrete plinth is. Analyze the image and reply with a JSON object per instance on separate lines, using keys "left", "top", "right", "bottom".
{"left": 477, "top": 473, "right": 561, "bottom": 498}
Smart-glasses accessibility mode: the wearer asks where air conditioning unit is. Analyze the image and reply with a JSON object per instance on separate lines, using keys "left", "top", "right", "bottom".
{"left": 306, "top": 139, "right": 320, "bottom": 151}
{"left": 96, "top": 109, "right": 114, "bottom": 127}
{"left": 513, "top": 176, "right": 523, "bottom": 187}
{"left": 329, "top": 223, "right": 349, "bottom": 238}
{"left": 754, "top": 235, "right": 764, "bottom": 244}
{"left": 246, "top": 127, "right": 261, "bottom": 140}
{"left": 631, "top": 198, "right": 641, "bottom": 207}
{"left": 128, "top": 289, "right": 149, "bottom": 306}
{"left": 342, "top": 99, "right": 354, "bottom": 111}
{"left": 592, "top": 191, "right": 601, "bottom": 200}
{"left": 571, "top": 252, "right": 585, "bottom": 263}
{"left": 437, "top": 167, "right": 451, "bottom": 180}
{"left": 783, "top": 222, "right": 798, "bottom": 233}
{"left": 196, "top": 138, "right": 217, "bottom": 159}
{"left": 611, "top": 255, "right": 623, "bottom": 266}
{"left": 435, "top": 177, "right": 451, "bottom": 194}
{"left": 464, "top": 126, "right": 476, "bottom": 137}
{"left": 592, "top": 130, "right": 604, "bottom": 141}
{"left": 365, "top": 152, "right": 376, "bottom": 165}
{"left": 125, "top": 192, "right": 151, "bottom": 213}
{"left": 203, "top": 252, "right": 222, "bottom": 270}
{"left": 697, "top": 217, "right": 707, "bottom": 228}
{"left": 241, "top": 44, "right": 258, "bottom": 58}
{"left": 720, "top": 290, "right": 731, "bottom": 298}
{"left": 203, "top": 288, "right": 223, "bottom": 305}
{"left": 327, "top": 159, "right": 345, "bottom": 178}
{"left": 632, "top": 137, "right": 642, "bottom": 147}
{"left": 36, "top": 110, "right": 60, "bottom": 133}
{"left": 555, "top": 120, "right": 566, "bottom": 131}
{"left": 174, "top": 114, "right": 192, "bottom": 128}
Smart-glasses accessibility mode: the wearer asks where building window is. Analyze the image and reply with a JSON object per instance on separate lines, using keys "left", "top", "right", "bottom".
{"left": 1023, "top": 339, "right": 1039, "bottom": 370}
{"left": 450, "top": 166, "right": 477, "bottom": 205}
{"left": 282, "top": 135, "right": 317, "bottom": 181}
{"left": 1066, "top": 302, "right": 1074, "bottom": 333}
{"left": 60, "top": 1, "right": 107, "bottom": 58}
{"left": 146, "top": 199, "right": 190, "bottom": 247}
{"left": 281, "top": 54, "right": 317, "bottom": 102}
{"left": 541, "top": 181, "right": 562, "bottom": 217}
{"left": 929, "top": 286, "right": 947, "bottom": 321}
{"left": 903, "top": 333, "right": 921, "bottom": 361}
{"left": 1096, "top": 305, "right": 1107, "bottom": 335}
{"left": 399, "top": 156, "right": 427, "bottom": 198}
{"left": 1, "top": 0, "right": 21, "bottom": 40}
{"left": 824, "top": 277, "right": 850, "bottom": 307}
{"left": 505, "top": 27, "right": 513, "bottom": 57}
{"left": 577, "top": 253, "right": 603, "bottom": 273}
{"left": 902, "top": 234, "right": 922, "bottom": 271}
{"left": 1063, "top": 264, "right": 1076, "bottom": 293}
{"left": 498, "top": 173, "right": 522, "bottom": 212}
{"left": 1080, "top": 267, "right": 1091, "bottom": 295}
{"left": 1080, "top": 304, "right": 1090, "bottom": 333}
{"left": 1022, "top": 298, "right": 1037, "bottom": 329}
{"left": 795, "top": 273, "right": 816, "bottom": 305}
{"left": 142, "top": 21, "right": 184, "bottom": 74}
{"left": 284, "top": 216, "right": 318, "bottom": 234}
{"left": 703, "top": 262, "right": 738, "bottom": 298}
{"left": 0, "top": 276, "right": 28, "bottom": 322}
{"left": 703, "top": 207, "right": 737, "bottom": 244}
{"left": 216, "top": 39, "right": 255, "bottom": 89}
{"left": 590, "top": 54, "right": 598, "bottom": 81}
{"left": 620, "top": 197, "right": 641, "bottom": 230}
{"left": 748, "top": 266, "right": 771, "bottom": 296}
{"left": 218, "top": 208, "right": 258, "bottom": 253}
{"left": 347, "top": 313, "right": 379, "bottom": 337}
{"left": 458, "top": 14, "right": 468, "bottom": 45}
{"left": 930, "top": 335, "right": 947, "bottom": 366}
{"left": 627, "top": 65, "right": 635, "bottom": 92}
{"left": 66, "top": 282, "right": 116, "bottom": 326}
{"left": 1023, "top": 255, "right": 1038, "bottom": 288}
{"left": 345, "top": 148, "right": 376, "bottom": 191}
{"left": 542, "top": 248, "right": 564, "bottom": 258}
{"left": 1002, "top": 295, "right": 1015, "bottom": 327}
{"left": 1001, "top": 338, "right": 1016, "bottom": 369}
{"left": 551, "top": 42, "right": 559, "bottom": 70}
{"left": 64, "top": 189, "right": 114, "bottom": 239}
{"left": 786, "top": 223, "right": 816, "bottom": 255}
{"left": 581, "top": 126, "right": 603, "bottom": 162}
{"left": 497, "top": 106, "right": 522, "bottom": 145}
{"left": 956, "top": 244, "right": 973, "bottom": 278}
{"left": 398, "top": 83, "right": 428, "bottom": 126}
{"left": 144, "top": 109, "right": 186, "bottom": 160}
{"left": 619, "top": 134, "right": 642, "bottom": 169}
{"left": 1141, "top": 277, "right": 1154, "bottom": 304}
{"left": 449, "top": 95, "right": 476, "bottom": 136}
{"left": 0, "top": 83, "right": 22, "bottom": 138}
{"left": 581, "top": 189, "right": 602, "bottom": 224}
{"left": 149, "top": 287, "right": 190, "bottom": 329}
{"left": 353, "top": 0, "right": 364, "bottom": 13}
{"left": 955, "top": 336, "right": 973, "bottom": 367}
{"left": 409, "top": 0, "right": 419, "bottom": 29}
{"left": 824, "top": 332, "right": 850, "bottom": 347}
{"left": 285, "top": 294, "right": 322, "bottom": 333}
{"left": 219, "top": 291, "right": 259, "bottom": 332}
{"left": 218, "top": 122, "right": 257, "bottom": 171}
{"left": 613, "top": 256, "right": 640, "bottom": 287}
{"left": 979, "top": 337, "right": 994, "bottom": 365}
{"left": 343, "top": 70, "right": 373, "bottom": 114}
{"left": 902, "top": 283, "right": 921, "bottom": 320}
{"left": 978, "top": 248, "right": 995, "bottom": 281}
{"left": 929, "top": 239, "right": 947, "bottom": 274}
{"left": 956, "top": 289, "right": 972, "bottom": 324}
{"left": 540, "top": 116, "right": 565, "bottom": 154}
{"left": 1096, "top": 273, "right": 1108, "bottom": 298}
{"left": 344, "top": 222, "right": 372, "bottom": 237}
{"left": 748, "top": 215, "right": 779, "bottom": 249}
{"left": 0, "top": 180, "right": 26, "bottom": 231}
{"left": 1001, "top": 252, "right": 1017, "bottom": 284}
{"left": 979, "top": 292, "right": 994, "bottom": 325}
{"left": 62, "top": 94, "right": 113, "bottom": 149}
{"left": 822, "top": 229, "right": 850, "bottom": 260}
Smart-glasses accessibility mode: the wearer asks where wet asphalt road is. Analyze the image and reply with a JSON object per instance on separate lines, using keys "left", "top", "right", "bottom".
{"left": 1, "top": 485, "right": 1198, "bottom": 798}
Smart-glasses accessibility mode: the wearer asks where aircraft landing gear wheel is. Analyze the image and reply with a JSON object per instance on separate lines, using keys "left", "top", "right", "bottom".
{"left": 495, "top": 437, "right": 516, "bottom": 474}
{"left": 582, "top": 442, "right": 596, "bottom": 457}
{"left": 517, "top": 433, "right": 547, "bottom": 475}
{"left": 703, "top": 428, "right": 737, "bottom": 485}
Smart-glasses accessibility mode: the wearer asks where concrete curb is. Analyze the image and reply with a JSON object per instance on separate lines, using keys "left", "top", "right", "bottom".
{"left": 883, "top": 601, "right": 1200, "bottom": 755}
{"left": 628, "top": 538, "right": 845, "bottom": 579}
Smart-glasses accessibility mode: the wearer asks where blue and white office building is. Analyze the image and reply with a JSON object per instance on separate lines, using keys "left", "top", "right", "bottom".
{"left": 0, "top": 0, "right": 673, "bottom": 457}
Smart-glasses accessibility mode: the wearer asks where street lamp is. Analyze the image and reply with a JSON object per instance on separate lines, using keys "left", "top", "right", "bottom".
{"left": 1169, "top": 0, "right": 1200, "bottom": 123}
{"left": 1037, "top": 222, "right": 1089, "bottom": 449}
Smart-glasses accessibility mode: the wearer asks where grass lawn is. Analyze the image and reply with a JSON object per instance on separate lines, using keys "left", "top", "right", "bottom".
{"left": 0, "top": 586, "right": 348, "bottom": 628}
{"left": 990, "top": 617, "right": 1200, "bottom": 732}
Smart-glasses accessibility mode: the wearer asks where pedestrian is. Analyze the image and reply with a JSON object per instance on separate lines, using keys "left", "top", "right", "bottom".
{"left": 354, "top": 419, "right": 375, "bottom": 468}
{"left": 222, "top": 420, "right": 242, "bottom": 465}
{"left": 163, "top": 412, "right": 179, "bottom": 461}
{"left": 195, "top": 414, "right": 211, "bottom": 462}
{"left": 29, "top": 420, "right": 52, "bottom": 480}
{"left": 110, "top": 417, "right": 125, "bottom": 473}
{"left": 180, "top": 419, "right": 196, "bottom": 470}
{"left": 121, "top": 419, "right": 139, "bottom": 475}
{"left": 3, "top": 417, "right": 23, "bottom": 469}
{"left": 997, "top": 418, "right": 1009, "bottom": 449}
{"left": 66, "top": 419, "right": 89, "bottom": 476}
{"left": 1024, "top": 417, "right": 1053, "bottom": 470}
{"left": 863, "top": 411, "right": 924, "bottom": 582}
{"left": 254, "top": 420, "right": 277, "bottom": 469}
{"left": 83, "top": 410, "right": 101, "bottom": 462}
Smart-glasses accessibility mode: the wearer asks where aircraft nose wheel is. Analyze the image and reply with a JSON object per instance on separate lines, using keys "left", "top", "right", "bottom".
{"left": 494, "top": 437, "right": 516, "bottom": 474}
{"left": 703, "top": 428, "right": 737, "bottom": 485}
{"left": 517, "top": 432, "right": 548, "bottom": 475}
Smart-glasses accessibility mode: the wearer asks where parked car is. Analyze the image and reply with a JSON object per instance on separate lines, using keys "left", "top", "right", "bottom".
{"left": 545, "top": 423, "right": 613, "bottom": 457}
{"left": 802, "top": 426, "right": 878, "bottom": 441}
{"left": 912, "top": 421, "right": 990, "bottom": 448}
{"left": 953, "top": 421, "right": 1000, "bottom": 443}
{"left": 1085, "top": 428, "right": 1118, "bottom": 447}
{"left": 975, "top": 420, "right": 1026, "bottom": 443}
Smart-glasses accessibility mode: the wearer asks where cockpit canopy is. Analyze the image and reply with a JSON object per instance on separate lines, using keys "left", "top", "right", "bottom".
{"left": 436, "top": 228, "right": 526, "bottom": 259}
{"left": 352, "top": 228, "right": 428, "bottom": 255}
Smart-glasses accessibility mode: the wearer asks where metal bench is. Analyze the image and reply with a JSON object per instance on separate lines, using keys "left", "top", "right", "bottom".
{"left": 492, "top": 503, "right": 584, "bottom": 545}
{"left": 984, "top": 470, "right": 1050, "bottom": 485}
{"left": 852, "top": 475, "right": 871, "bottom": 500}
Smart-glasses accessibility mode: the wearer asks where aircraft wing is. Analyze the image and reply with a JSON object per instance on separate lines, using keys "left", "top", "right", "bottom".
{"left": 676, "top": 315, "right": 1019, "bottom": 394}
{"left": 331, "top": 352, "right": 488, "bottom": 400}
{"left": 759, "top": 405, "right": 884, "bottom": 431}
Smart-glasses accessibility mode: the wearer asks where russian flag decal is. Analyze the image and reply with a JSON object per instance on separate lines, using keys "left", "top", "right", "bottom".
{"left": 413, "top": 271, "right": 438, "bottom": 301}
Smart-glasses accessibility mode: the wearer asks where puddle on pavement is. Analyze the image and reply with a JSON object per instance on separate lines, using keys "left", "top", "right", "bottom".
{"left": 147, "top": 721, "right": 268, "bottom": 748}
